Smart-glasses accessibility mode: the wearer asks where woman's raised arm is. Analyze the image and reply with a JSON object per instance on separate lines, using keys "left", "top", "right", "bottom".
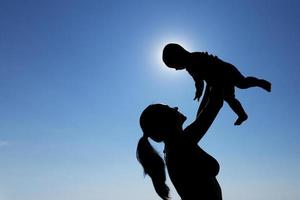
{"left": 184, "top": 86, "right": 224, "bottom": 144}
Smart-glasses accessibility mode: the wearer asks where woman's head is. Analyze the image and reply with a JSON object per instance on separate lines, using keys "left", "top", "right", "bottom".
{"left": 162, "top": 43, "right": 190, "bottom": 70}
{"left": 137, "top": 104, "right": 186, "bottom": 200}
{"left": 140, "top": 104, "right": 186, "bottom": 142}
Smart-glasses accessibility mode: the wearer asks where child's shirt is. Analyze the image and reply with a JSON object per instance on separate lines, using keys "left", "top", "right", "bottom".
{"left": 186, "top": 52, "right": 236, "bottom": 86}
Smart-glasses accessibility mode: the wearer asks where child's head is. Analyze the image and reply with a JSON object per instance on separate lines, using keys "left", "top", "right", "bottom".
{"left": 162, "top": 43, "right": 189, "bottom": 70}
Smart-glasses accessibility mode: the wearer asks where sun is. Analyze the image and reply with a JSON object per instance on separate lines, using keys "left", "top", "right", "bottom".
{"left": 151, "top": 35, "right": 194, "bottom": 79}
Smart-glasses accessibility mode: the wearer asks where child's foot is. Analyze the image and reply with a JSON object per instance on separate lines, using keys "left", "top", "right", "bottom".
{"left": 234, "top": 114, "right": 248, "bottom": 125}
{"left": 260, "top": 80, "right": 271, "bottom": 92}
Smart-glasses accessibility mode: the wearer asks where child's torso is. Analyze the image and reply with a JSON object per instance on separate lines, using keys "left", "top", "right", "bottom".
{"left": 187, "top": 52, "right": 235, "bottom": 85}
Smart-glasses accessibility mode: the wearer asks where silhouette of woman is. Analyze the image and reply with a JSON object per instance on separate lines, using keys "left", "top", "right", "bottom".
{"left": 137, "top": 87, "right": 224, "bottom": 200}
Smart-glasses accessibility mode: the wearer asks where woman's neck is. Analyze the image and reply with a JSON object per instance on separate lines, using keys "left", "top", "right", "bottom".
{"left": 164, "top": 128, "right": 182, "bottom": 147}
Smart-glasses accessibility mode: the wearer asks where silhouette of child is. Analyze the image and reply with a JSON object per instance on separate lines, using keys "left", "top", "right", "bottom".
{"left": 162, "top": 43, "right": 271, "bottom": 125}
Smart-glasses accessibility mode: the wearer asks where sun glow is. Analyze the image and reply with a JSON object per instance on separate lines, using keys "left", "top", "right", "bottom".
{"left": 151, "top": 34, "right": 194, "bottom": 79}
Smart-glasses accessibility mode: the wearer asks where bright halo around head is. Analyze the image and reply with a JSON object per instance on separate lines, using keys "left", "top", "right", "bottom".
{"left": 152, "top": 35, "right": 193, "bottom": 78}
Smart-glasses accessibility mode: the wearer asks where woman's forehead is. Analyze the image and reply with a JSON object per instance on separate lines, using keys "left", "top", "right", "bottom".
{"left": 163, "top": 105, "right": 179, "bottom": 112}
{"left": 162, "top": 104, "right": 173, "bottom": 110}
{"left": 150, "top": 104, "right": 177, "bottom": 113}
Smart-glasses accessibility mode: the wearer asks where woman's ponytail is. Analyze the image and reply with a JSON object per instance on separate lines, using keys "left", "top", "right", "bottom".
{"left": 136, "top": 136, "right": 169, "bottom": 200}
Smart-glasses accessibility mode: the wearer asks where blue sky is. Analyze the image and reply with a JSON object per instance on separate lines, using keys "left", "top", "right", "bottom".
{"left": 0, "top": 0, "right": 299, "bottom": 200}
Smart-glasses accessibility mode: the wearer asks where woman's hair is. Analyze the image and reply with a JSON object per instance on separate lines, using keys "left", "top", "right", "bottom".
{"left": 136, "top": 104, "right": 170, "bottom": 200}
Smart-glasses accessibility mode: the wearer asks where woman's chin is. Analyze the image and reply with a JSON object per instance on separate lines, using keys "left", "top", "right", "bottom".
{"left": 180, "top": 115, "right": 187, "bottom": 125}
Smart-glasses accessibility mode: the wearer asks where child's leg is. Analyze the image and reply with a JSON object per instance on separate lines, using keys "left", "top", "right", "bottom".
{"left": 236, "top": 76, "right": 271, "bottom": 92}
{"left": 224, "top": 87, "right": 248, "bottom": 125}
{"left": 225, "top": 63, "right": 271, "bottom": 92}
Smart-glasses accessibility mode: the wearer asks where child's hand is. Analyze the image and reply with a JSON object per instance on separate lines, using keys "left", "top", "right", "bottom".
{"left": 193, "top": 89, "right": 202, "bottom": 101}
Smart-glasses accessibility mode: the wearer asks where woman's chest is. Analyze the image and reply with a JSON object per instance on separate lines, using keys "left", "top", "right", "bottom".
{"left": 165, "top": 145, "right": 219, "bottom": 178}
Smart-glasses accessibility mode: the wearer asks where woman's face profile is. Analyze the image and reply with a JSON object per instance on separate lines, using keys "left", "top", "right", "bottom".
{"left": 165, "top": 106, "right": 187, "bottom": 125}
{"left": 147, "top": 105, "right": 186, "bottom": 142}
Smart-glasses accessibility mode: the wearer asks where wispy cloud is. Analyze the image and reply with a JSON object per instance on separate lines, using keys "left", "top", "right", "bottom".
{"left": 0, "top": 140, "right": 9, "bottom": 147}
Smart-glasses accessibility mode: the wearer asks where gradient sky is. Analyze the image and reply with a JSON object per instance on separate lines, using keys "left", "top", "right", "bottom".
{"left": 0, "top": 0, "right": 299, "bottom": 200}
